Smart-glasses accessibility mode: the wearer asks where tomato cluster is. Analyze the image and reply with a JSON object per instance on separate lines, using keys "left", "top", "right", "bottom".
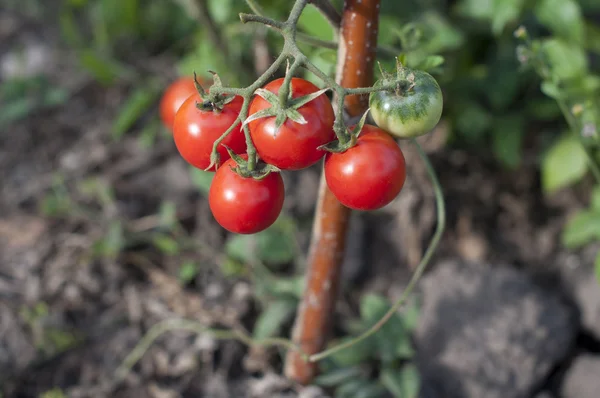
{"left": 159, "top": 68, "right": 441, "bottom": 234}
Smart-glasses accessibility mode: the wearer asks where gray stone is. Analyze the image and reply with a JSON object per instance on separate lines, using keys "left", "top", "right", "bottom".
{"left": 561, "top": 354, "right": 600, "bottom": 398}
{"left": 415, "top": 260, "right": 576, "bottom": 398}
{"left": 556, "top": 246, "right": 600, "bottom": 339}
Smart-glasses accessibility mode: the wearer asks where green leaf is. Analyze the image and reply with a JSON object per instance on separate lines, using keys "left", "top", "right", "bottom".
{"left": 416, "top": 55, "right": 445, "bottom": 72}
{"left": 225, "top": 216, "right": 297, "bottom": 266}
{"left": 491, "top": 0, "right": 524, "bottom": 35}
{"left": 327, "top": 335, "right": 374, "bottom": 367}
{"left": 591, "top": 186, "right": 600, "bottom": 211}
{"left": 59, "top": 10, "right": 83, "bottom": 48}
{"left": 298, "top": 4, "right": 334, "bottom": 40}
{"left": 541, "top": 38, "right": 588, "bottom": 81}
{"left": 540, "top": 81, "right": 562, "bottom": 99}
{"left": 252, "top": 299, "right": 296, "bottom": 340}
{"left": 314, "top": 367, "right": 364, "bottom": 387}
{"left": 455, "top": 102, "right": 493, "bottom": 140}
{"left": 360, "top": 294, "right": 410, "bottom": 363}
{"left": 152, "top": 234, "right": 180, "bottom": 255}
{"left": 178, "top": 261, "right": 199, "bottom": 284}
{"left": 96, "top": 221, "right": 124, "bottom": 258}
{"left": 380, "top": 364, "right": 421, "bottom": 398}
{"left": 78, "top": 50, "right": 125, "bottom": 85}
{"left": 158, "top": 201, "right": 178, "bottom": 229}
{"left": 492, "top": 115, "right": 524, "bottom": 169}
{"left": 542, "top": 135, "right": 588, "bottom": 193}
{"left": 561, "top": 210, "right": 600, "bottom": 249}
{"left": 0, "top": 97, "right": 35, "bottom": 129}
{"left": 189, "top": 166, "right": 214, "bottom": 195}
{"left": 258, "top": 275, "right": 305, "bottom": 299}
{"left": 208, "top": 0, "right": 233, "bottom": 23}
{"left": 335, "top": 379, "right": 371, "bottom": 398}
{"left": 112, "top": 85, "right": 159, "bottom": 140}
{"left": 534, "top": 0, "right": 584, "bottom": 44}
{"left": 353, "top": 382, "right": 388, "bottom": 398}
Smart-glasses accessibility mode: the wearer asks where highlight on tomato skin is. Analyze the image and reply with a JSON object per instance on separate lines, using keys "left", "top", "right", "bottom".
{"left": 248, "top": 77, "right": 335, "bottom": 170}
{"left": 159, "top": 77, "right": 199, "bottom": 129}
{"left": 324, "top": 125, "right": 407, "bottom": 211}
{"left": 172, "top": 93, "right": 246, "bottom": 172}
{"left": 208, "top": 157, "right": 285, "bottom": 234}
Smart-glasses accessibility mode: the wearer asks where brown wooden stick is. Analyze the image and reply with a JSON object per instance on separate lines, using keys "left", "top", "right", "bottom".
{"left": 284, "top": 0, "right": 381, "bottom": 385}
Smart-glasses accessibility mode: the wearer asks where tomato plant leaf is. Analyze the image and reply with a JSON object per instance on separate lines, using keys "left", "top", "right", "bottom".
{"left": 314, "top": 367, "right": 364, "bottom": 387}
{"left": 178, "top": 261, "right": 199, "bottom": 284}
{"left": 152, "top": 234, "right": 180, "bottom": 255}
{"left": 380, "top": 364, "right": 421, "bottom": 398}
{"left": 591, "top": 186, "right": 600, "bottom": 211}
{"left": 252, "top": 299, "right": 296, "bottom": 339}
{"left": 534, "top": 0, "right": 584, "bottom": 44}
{"left": 542, "top": 135, "right": 588, "bottom": 193}
{"left": 492, "top": 114, "right": 524, "bottom": 169}
{"left": 112, "top": 85, "right": 159, "bottom": 140}
{"left": 561, "top": 210, "right": 600, "bottom": 248}
{"left": 541, "top": 38, "right": 588, "bottom": 81}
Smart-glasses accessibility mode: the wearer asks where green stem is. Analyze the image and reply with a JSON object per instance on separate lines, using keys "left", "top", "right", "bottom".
{"left": 308, "top": 139, "right": 446, "bottom": 363}
{"left": 240, "top": 13, "right": 285, "bottom": 29}
{"left": 115, "top": 318, "right": 305, "bottom": 381}
{"left": 286, "top": 0, "right": 309, "bottom": 28}
{"left": 208, "top": 52, "right": 288, "bottom": 169}
{"left": 279, "top": 56, "right": 303, "bottom": 105}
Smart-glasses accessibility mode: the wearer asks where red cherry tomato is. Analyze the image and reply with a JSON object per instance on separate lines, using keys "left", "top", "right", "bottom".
{"left": 249, "top": 77, "right": 335, "bottom": 170}
{"left": 324, "top": 125, "right": 406, "bottom": 210}
{"left": 160, "top": 77, "right": 199, "bottom": 129}
{"left": 209, "top": 157, "right": 285, "bottom": 234}
{"left": 173, "top": 93, "right": 246, "bottom": 171}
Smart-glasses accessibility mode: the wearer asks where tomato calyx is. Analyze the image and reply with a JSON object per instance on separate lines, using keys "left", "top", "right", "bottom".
{"left": 193, "top": 71, "right": 237, "bottom": 113}
{"left": 317, "top": 109, "right": 370, "bottom": 153}
{"left": 244, "top": 83, "right": 330, "bottom": 131}
{"left": 224, "top": 148, "right": 281, "bottom": 180}
{"left": 377, "top": 60, "right": 418, "bottom": 98}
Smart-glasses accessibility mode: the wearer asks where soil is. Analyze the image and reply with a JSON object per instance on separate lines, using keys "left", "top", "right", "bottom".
{"left": 1, "top": 5, "right": 599, "bottom": 398}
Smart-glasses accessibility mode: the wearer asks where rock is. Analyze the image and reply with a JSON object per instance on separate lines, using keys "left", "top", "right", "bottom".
{"left": 415, "top": 260, "right": 576, "bottom": 398}
{"left": 561, "top": 354, "right": 600, "bottom": 398}
{"left": 556, "top": 246, "right": 600, "bottom": 339}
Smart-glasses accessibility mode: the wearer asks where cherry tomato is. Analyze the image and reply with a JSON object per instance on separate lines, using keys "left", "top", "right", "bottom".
{"left": 324, "top": 125, "right": 406, "bottom": 210}
{"left": 249, "top": 77, "right": 335, "bottom": 170}
{"left": 173, "top": 93, "right": 246, "bottom": 171}
{"left": 369, "top": 69, "right": 443, "bottom": 138}
{"left": 160, "top": 77, "right": 199, "bottom": 129}
{"left": 209, "top": 157, "right": 285, "bottom": 234}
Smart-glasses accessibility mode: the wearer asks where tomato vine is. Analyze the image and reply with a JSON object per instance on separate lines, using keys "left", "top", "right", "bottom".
{"left": 122, "top": 0, "right": 447, "bottom": 386}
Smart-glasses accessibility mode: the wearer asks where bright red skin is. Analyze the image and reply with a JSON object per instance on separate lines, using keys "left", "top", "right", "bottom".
{"left": 173, "top": 93, "right": 246, "bottom": 171}
{"left": 160, "top": 77, "right": 198, "bottom": 129}
{"left": 209, "top": 157, "right": 285, "bottom": 234}
{"left": 249, "top": 77, "right": 335, "bottom": 170}
{"left": 324, "top": 125, "right": 406, "bottom": 211}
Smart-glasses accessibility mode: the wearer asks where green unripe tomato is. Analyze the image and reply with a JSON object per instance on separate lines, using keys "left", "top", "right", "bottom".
{"left": 369, "top": 69, "right": 443, "bottom": 139}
